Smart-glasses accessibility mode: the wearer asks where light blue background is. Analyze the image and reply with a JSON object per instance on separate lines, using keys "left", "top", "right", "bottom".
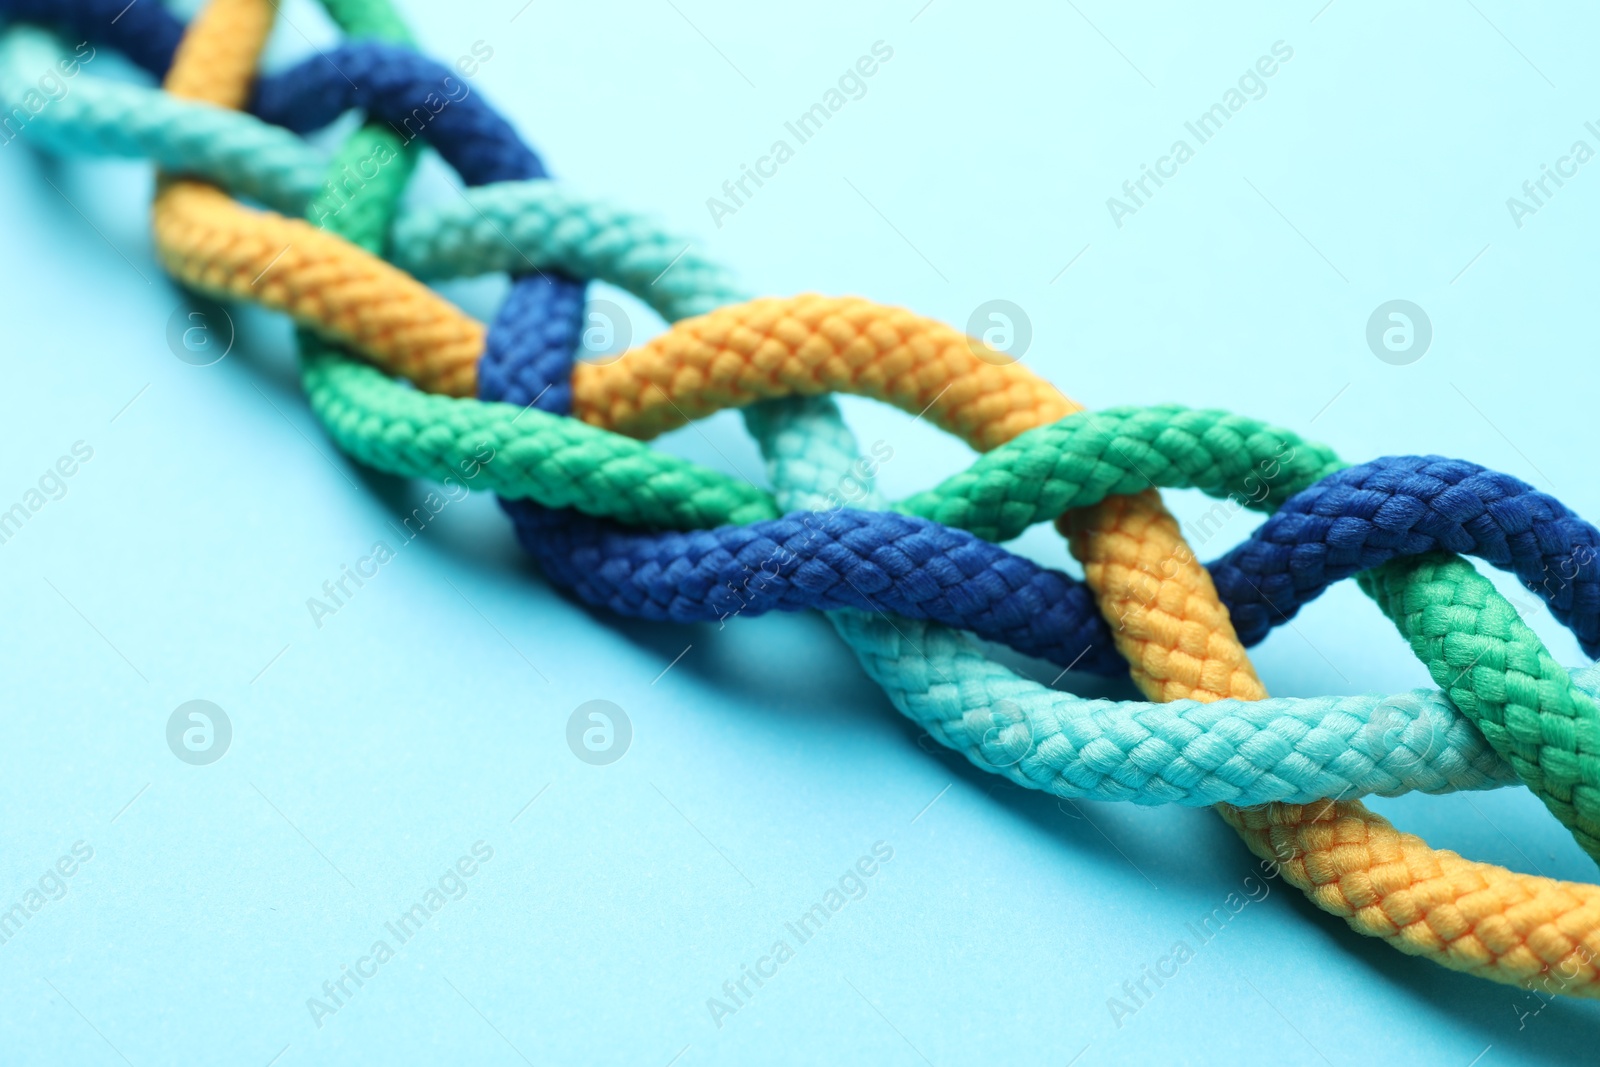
{"left": 1, "top": 0, "right": 1598, "bottom": 1063}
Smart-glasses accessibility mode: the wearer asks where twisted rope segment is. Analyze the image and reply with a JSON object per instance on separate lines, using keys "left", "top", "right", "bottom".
{"left": 753, "top": 397, "right": 1529, "bottom": 806}
{"left": 1063, "top": 492, "right": 1600, "bottom": 994}
{"left": 50, "top": 22, "right": 1600, "bottom": 684}
{"left": 6, "top": 3, "right": 1141, "bottom": 667}
{"left": 1215, "top": 456, "right": 1600, "bottom": 656}
{"left": 16, "top": 23, "right": 1598, "bottom": 664}
{"left": 8, "top": 0, "right": 1600, "bottom": 998}
{"left": 0, "top": 25, "right": 321, "bottom": 211}
{"left": 1361, "top": 556, "right": 1600, "bottom": 859}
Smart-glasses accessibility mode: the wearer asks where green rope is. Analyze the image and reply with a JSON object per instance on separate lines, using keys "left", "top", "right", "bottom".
{"left": 1363, "top": 556, "right": 1600, "bottom": 857}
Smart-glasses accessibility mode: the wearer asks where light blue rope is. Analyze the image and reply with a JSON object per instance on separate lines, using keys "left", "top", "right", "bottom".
{"left": 0, "top": 25, "right": 322, "bottom": 211}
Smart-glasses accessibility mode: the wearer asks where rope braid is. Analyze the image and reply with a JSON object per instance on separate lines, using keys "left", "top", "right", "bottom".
{"left": 1062, "top": 494, "right": 1600, "bottom": 994}
{"left": 7, "top": 0, "right": 1600, "bottom": 999}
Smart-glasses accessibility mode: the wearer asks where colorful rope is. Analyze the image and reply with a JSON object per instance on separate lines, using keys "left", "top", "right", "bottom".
{"left": 8, "top": 0, "right": 1600, "bottom": 999}
{"left": 1065, "top": 492, "right": 1600, "bottom": 991}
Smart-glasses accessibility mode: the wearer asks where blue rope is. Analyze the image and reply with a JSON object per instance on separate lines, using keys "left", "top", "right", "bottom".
{"left": 250, "top": 41, "right": 541, "bottom": 183}
{"left": 0, "top": 0, "right": 182, "bottom": 73}
{"left": 1213, "top": 456, "right": 1600, "bottom": 654}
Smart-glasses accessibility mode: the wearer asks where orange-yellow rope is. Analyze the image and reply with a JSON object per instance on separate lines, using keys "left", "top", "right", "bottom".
{"left": 149, "top": 25, "right": 1072, "bottom": 448}
{"left": 570, "top": 295, "right": 1074, "bottom": 450}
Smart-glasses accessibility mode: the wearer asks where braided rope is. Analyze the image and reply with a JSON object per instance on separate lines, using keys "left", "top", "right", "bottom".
{"left": 137, "top": 0, "right": 1600, "bottom": 937}
{"left": 0, "top": 25, "right": 321, "bottom": 211}
{"left": 29, "top": 26, "right": 1594, "bottom": 662}
{"left": 0, "top": 9, "right": 1133, "bottom": 667}
{"left": 155, "top": 182, "right": 1082, "bottom": 446}
{"left": 755, "top": 397, "right": 1526, "bottom": 805}
{"left": 1360, "top": 556, "right": 1600, "bottom": 858}
{"left": 9, "top": 0, "right": 1600, "bottom": 996}
{"left": 1064, "top": 491, "right": 1600, "bottom": 995}
{"left": 340, "top": 26, "right": 1600, "bottom": 996}
{"left": 1215, "top": 456, "right": 1600, "bottom": 655}
{"left": 139, "top": 67, "right": 1600, "bottom": 830}
{"left": 154, "top": 181, "right": 484, "bottom": 395}
{"left": 96, "top": 0, "right": 1600, "bottom": 825}
{"left": 24, "top": 26, "right": 1593, "bottom": 649}
{"left": 1, "top": 0, "right": 181, "bottom": 71}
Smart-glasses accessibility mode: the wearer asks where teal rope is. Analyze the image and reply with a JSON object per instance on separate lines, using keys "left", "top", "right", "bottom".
{"left": 0, "top": 25, "right": 322, "bottom": 211}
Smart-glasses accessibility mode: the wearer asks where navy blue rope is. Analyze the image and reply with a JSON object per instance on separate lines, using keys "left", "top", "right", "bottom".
{"left": 508, "top": 500, "right": 1124, "bottom": 668}
{"left": 1211, "top": 456, "right": 1600, "bottom": 655}
{"left": 0, "top": 0, "right": 182, "bottom": 75}
{"left": 250, "top": 42, "right": 540, "bottom": 184}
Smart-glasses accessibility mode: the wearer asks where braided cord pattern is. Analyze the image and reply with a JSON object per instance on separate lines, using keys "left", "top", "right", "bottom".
{"left": 22, "top": 28, "right": 1593, "bottom": 670}
{"left": 250, "top": 42, "right": 539, "bottom": 186}
{"left": 106, "top": 35, "right": 1600, "bottom": 710}
{"left": 390, "top": 182, "right": 746, "bottom": 316}
{"left": 0, "top": 25, "right": 321, "bottom": 212}
{"left": 1066, "top": 487, "right": 1600, "bottom": 994}
{"left": 0, "top": 0, "right": 182, "bottom": 72}
{"left": 570, "top": 295, "right": 1077, "bottom": 450}
{"left": 24, "top": 23, "right": 1587, "bottom": 624}
{"left": 26, "top": 0, "right": 1140, "bottom": 667}
{"left": 1062, "top": 485, "right": 1600, "bottom": 865}
{"left": 154, "top": 181, "right": 485, "bottom": 395}
{"left": 146, "top": 0, "right": 1600, "bottom": 833}
{"left": 153, "top": 184, "right": 1080, "bottom": 448}
{"left": 246, "top": 4, "right": 1548, "bottom": 825}
{"left": 514, "top": 492, "right": 1126, "bottom": 672}
{"left": 101, "top": 19, "right": 1081, "bottom": 454}
{"left": 132, "top": 0, "right": 1135, "bottom": 680}
{"left": 1064, "top": 491, "right": 1270, "bottom": 703}
{"left": 263, "top": 7, "right": 1108, "bottom": 667}
{"left": 1214, "top": 456, "right": 1600, "bottom": 656}
{"left": 1362, "top": 556, "right": 1600, "bottom": 859}
{"left": 896, "top": 404, "right": 1342, "bottom": 541}
{"left": 1220, "top": 800, "right": 1600, "bottom": 992}
{"left": 750, "top": 398, "right": 1523, "bottom": 804}
{"left": 139, "top": 0, "right": 1600, "bottom": 868}
{"left": 11, "top": 0, "right": 1600, "bottom": 997}
{"left": 153, "top": 0, "right": 765, "bottom": 539}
